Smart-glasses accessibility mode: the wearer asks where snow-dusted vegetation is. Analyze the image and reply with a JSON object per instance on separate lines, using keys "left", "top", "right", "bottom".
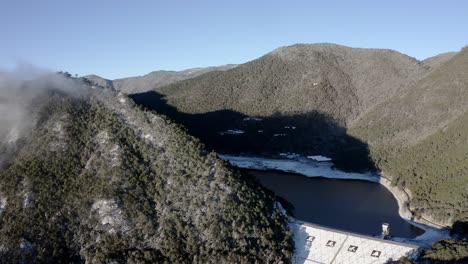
{"left": 0, "top": 75, "right": 293, "bottom": 263}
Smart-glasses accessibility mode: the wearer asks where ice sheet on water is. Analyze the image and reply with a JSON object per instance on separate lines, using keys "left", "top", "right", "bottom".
{"left": 307, "top": 155, "right": 332, "bottom": 162}
{"left": 218, "top": 154, "right": 378, "bottom": 181}
{"left": 219, "top": 129, "right": 245, "bottom": 135}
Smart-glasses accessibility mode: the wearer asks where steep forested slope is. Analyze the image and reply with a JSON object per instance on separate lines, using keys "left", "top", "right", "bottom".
{"left": 0, "top": 76, "right": 292, "bottom": 263}
{"left": 350, "top": 47, "right": 468, "bottom": 225}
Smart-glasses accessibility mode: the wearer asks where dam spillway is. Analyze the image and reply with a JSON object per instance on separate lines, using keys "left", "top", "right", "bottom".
{"left": 292, "top": 220, "right": 419, "bottom": 264}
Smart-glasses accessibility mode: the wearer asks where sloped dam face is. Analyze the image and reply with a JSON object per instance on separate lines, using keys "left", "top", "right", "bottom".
{"left": 248, "top": 170, "right": 424, "bottom": 238}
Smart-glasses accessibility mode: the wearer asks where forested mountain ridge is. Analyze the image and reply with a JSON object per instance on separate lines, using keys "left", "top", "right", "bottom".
{"left": 0, "top": 74, "right": 293, "bottom": 263}
{"left": 155, "top": 43, "right": 444, "bottom": 126}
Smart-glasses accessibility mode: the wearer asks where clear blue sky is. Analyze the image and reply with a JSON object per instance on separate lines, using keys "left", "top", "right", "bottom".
{"left": 1, "top": 0, "right": 467, "bottom": 79}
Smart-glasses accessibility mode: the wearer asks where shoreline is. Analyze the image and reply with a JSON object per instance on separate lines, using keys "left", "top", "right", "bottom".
{"left": 219, "top": 154, "right": 451, "bottom": 247}
{"left": 378, "top": 174, "right": 448, "bottom": 229}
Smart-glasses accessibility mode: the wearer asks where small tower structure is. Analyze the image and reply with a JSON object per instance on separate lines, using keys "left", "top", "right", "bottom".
{"left": 381, "top": 223, "right": 390, "bottom": 239}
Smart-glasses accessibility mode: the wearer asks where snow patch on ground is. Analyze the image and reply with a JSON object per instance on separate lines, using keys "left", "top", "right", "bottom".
{"left": 6, "top": 127, "right": 20, "bottom": 144}
{"left": 101, "top": 93, "right": 167, "bottom": 149}
{"left": 117, "top": 92, "right": 127, "bottom": 104}
{"left": 184, "top": 68, "right": 202, "bottom": 75}
{"left": 52, "top": 121, "right": 64, "bottom": 136}
{"left": 94, "top": 131, "right": 121, "bottom": 167}
{"left": 108, "top": 145, "right": 122, "bottom": 167}
{"left": 49, "top": 118, "right": 68, "bottom": 152}
{"left": 19, "top": 239, "right": 33, "bottom": 251}
{"left": 18, "top": 179, "right": 33, "bottom": 209}
{"left": 23, "top": 193, "right": 32, "bottom": 208}
{"left": 96, "top": 131, "right": 109, "bottom": 145}
{"left": 91, "top": 199, "right": 129, "bottom": 234}
{"left": 143, "top": 133, "right": 153, "bottom": 141}
{"left": 0, "top": 196, "right": 6, "bottom": 214}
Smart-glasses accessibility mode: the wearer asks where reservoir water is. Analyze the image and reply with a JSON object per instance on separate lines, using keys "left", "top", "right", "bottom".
{"left": 248, "top": 170, "right": 424, "bottom": 238}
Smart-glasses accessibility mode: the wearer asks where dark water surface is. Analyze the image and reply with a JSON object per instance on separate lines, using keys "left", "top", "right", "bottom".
{"left": 249, "top": 170, "right": 424, "bottom": 238}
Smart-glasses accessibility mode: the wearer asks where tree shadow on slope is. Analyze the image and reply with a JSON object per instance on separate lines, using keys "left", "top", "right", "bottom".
{"left": 451, "top": 221, "right": 468, "bottom": 238}
{"left": 130, "top": 91, "right": 377, "bottom": 172}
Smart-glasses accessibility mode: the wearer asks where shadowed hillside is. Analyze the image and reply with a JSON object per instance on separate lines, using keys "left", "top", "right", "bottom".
{"left": 130, "top": 90, "right": 376, "bottom": 172}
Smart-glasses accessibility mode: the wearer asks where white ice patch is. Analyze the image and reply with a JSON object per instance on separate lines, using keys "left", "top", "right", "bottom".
{"left": 258, "top": 130, "right": 263, "bottom": 133}
{"left": 273, "top": 133, "right": 287, "bottom": 137}
{"left": 0, "top": 196, "right": 7, "bottom": 214}
{"left": 19, "top": 239, "right": 33, "bottom": 252}
{"left": 243, "top": 117, "right": 263, "bottom": 121}
{"left": 307, "top": 155, "right": 332, "bottom": 162}
{"left": 218, "top": 155, "right": 378, "bottom": 182}
{"left": 219, "top": 129, "right": 245, "bottom": 135}
{"left": 23, "top": 192, "right": 32, "bottom": 208}
{"left": 279, "top": 152, "right": 301, "bottom": 159}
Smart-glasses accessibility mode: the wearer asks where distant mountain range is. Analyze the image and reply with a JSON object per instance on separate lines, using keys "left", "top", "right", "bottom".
{"left": 122, "top": 43, "right": 466, "bottom": 227}
{"left": 84, "top": 64, "right": 237, "bottom": 94}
